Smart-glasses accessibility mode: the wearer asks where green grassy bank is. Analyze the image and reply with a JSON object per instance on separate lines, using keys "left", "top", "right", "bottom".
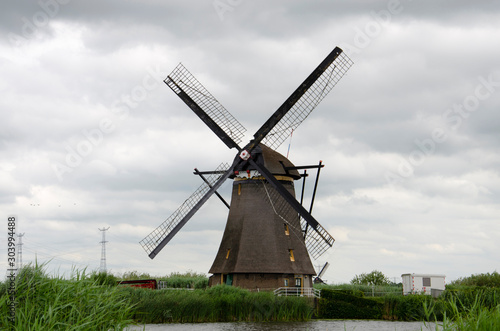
{"left": 3, "top": 265, "right": 500, "bottom": 329}
{"left": 0, "top": 264, "right": 313, "bottom": 329}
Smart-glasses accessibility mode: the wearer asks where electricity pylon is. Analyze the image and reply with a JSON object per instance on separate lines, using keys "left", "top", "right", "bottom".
{"left": 17, "top": 233, "right": 25, "bottom": 270}
{"left": 99, "top": 227, "right": 110, "bottom": 273}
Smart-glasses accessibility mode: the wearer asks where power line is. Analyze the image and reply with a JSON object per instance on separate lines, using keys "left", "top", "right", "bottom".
{"left": 21, "top": 238, "right": 95, "bottom": 263}
{"left": 22, "top": 248, "right": 94, "bottom": 268}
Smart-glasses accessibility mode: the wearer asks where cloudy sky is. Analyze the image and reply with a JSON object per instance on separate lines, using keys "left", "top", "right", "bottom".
{"left": 1, "top": 0, "right": 499, "bottom": 284}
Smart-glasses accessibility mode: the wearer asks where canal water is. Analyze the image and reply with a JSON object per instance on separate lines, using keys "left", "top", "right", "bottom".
{"left": 126, "top": 320, "right": 437, "bottom": 330}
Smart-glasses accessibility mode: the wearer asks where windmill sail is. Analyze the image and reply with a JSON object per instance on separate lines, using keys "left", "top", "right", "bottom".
{"left": 318, "top": 262, "right": 330, "bottom": 278}
{"left": 260, "top": 49, "right": 353, "bottom": 150}
{"left": 300, "top": 218, "right": 334, "bottom": 259}
{"left": 165, "top": 63, "right": 246, "bottom": 148}
{"left": 140, "top": 162, "right": 230, "bottom": 258}
{"left": 249, "top": 176, "right": 334, "bottom": 259}
{"left": 143, "top": 46, "right": 352, "bottom": 261}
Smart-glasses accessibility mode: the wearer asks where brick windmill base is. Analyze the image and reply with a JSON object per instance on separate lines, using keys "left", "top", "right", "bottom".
{"left": 208, "top": 145, "right": 315, "bottom": 291}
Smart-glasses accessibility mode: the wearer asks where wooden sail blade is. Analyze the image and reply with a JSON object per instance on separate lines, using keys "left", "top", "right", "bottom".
{"left": 247, "top": 157, "right": 334, "bottom": 259}
{"left": 251, "top": 47, "right": 353, "bottom": 151}
{"left": 140, "top": 162, "right": 231, "bottom": 259}
{"left": 165, "top": 63, "right": 246, "bottom": 150}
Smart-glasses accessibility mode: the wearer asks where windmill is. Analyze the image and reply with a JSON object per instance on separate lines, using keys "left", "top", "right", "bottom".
{"left": 140, "top": 46, "right": 353, "bottom": 291}
{"left": 314, "top": 262, "right": 330, "bottom": 284}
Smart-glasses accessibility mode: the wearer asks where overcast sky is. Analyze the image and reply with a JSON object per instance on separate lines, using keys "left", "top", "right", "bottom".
{"left": 1, "top": 0, "right": 499, "bottom": 284}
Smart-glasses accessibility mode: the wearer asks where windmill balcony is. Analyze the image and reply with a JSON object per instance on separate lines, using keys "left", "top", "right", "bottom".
{"left": 274, "top": 287, "right": 321, "bottom": 298}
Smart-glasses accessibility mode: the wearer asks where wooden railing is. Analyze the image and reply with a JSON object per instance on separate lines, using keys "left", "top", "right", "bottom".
{"left": 273, "top": 287, "right": 321, "bottom": 298}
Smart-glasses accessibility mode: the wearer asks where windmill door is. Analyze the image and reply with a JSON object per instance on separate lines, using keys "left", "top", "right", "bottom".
{"left": 295, "top": 275, "right": 303, "bottom": 295}
{"left": 226, "top": 274, "right": 233, "bottom": 286}
{"left": 220, "top": 274, "right": 233, "bottom": 286}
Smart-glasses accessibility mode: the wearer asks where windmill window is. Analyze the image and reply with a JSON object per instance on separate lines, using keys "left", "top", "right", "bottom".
{"left": 289, "top": 249, "right": 295, "bottom": 262}
{"left": 284, "top": 223, "right": 290, "bottom": 236}
{"left": 284, "top": 278, "right": 289, "bottom": 287}
{"left": 295, "top": 277, "right": 302, "bottom": 287}
{"left": 423, "top": 277, "right": 431, "bottom": 287}
{"left": 226, "top": 249, "right": 230, "bottom": 259}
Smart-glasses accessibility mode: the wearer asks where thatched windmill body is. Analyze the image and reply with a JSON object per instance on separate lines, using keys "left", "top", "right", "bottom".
{"left": 140, "top": 46, "right": 353, "bottom": 291}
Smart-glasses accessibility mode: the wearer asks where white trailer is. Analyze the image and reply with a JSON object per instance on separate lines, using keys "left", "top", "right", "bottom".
{"left": 401, "top": 273, "right": 446, "bottom": 297}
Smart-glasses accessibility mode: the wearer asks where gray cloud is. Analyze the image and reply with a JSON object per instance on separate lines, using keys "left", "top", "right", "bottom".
{"left": 1, "top": 0, "right": 499, "bottom": 283}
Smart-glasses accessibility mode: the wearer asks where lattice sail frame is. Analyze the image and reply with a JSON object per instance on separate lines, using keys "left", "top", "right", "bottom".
{"left": 250, "top": 178, "right": 335, "bottom": 259}
{"left": 166, "top": 63, "right": 247, "bottom": 145}
{"left": 262, "top": 51, "right": 353, "bottom": 150}
{"left": 140, "top": 163, "right": 230, "bottom": 256}
{"left": 143, "top": 48, "right": 353, "bottom": 259}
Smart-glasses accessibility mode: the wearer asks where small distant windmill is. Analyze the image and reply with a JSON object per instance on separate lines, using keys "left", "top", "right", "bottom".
{"left": 140, "top": 46, "right": 353, "bottom": 291}
{"left": 314, "top": 262, "right": 330, "bottom": 284}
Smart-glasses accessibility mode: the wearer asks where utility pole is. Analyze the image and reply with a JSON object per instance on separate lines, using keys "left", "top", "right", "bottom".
{"left": 17, "top": 233, "right": 25, "bottom": 270}
{"left": 98, "top": 227, "right": 110, "bottom": 273}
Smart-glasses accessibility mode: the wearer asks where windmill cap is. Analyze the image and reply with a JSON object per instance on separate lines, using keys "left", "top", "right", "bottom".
{"left": 231, "top": 144, "right": 301, "bottom": 180}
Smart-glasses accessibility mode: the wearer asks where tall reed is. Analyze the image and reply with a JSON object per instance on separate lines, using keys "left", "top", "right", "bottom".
{"left": 0, "top": 263, "right": 135, "bottom": 330}
{"left": 121, "top": 284, "right": 313, "bottom": 323}
{"left": 422, "top": 290, "right": 500, "bottom": 330}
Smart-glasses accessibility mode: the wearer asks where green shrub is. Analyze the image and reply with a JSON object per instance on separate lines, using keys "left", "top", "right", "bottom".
{"left": 315, "top": 283, "right": 402, "bottom": 297}
{"left": 120, "top": 270, "right": 153, "bottom": 280}
{"left": 448, "top": 271, "right": 500, "bottom": 288}
{"left": 156, "top": 271, "right": 209, "bottom": 289}
{"left": 350, "top": 270, "right": 390, "bottom": 286}
{"left": 318, "top": 288, "right": 382, "bottom": 319}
